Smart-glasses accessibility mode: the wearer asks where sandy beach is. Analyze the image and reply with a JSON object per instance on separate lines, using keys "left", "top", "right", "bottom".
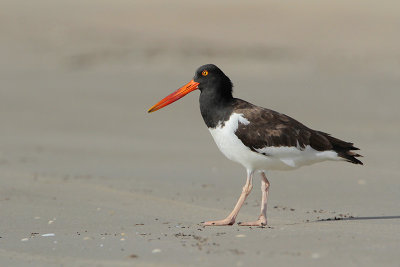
{"left": 1, "top": 0, "right": 399, "bottom": 266}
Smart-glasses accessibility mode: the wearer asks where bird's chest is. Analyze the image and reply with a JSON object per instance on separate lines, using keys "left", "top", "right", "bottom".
{"left": 208, "top": 127, "right": 239, "bottom": 160}
{"left": 207, "top": 113, "right": 255, "bottom": 165}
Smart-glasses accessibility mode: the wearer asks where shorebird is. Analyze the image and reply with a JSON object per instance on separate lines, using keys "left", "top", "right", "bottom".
{"left": 148, "top": 64, "right": 363, "bottom": 226}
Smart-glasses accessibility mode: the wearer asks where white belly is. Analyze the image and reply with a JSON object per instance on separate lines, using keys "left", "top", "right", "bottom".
{"left": 208, "top": 113, "right": 341, "bottom": 171}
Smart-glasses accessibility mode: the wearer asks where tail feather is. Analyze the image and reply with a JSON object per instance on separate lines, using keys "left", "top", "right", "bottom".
{"left": 318, "top": 131, "right": 363, "bottom": 165}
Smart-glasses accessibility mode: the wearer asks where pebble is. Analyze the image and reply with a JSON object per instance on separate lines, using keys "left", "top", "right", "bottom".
{"left": 235, "top": 234, "right": 246, "bottom": 238}
{"left": 152, "top": 248, "right": 162, "bottom": 253}
{"left": 41, "top": 233, "right": 55, "bottom": 237}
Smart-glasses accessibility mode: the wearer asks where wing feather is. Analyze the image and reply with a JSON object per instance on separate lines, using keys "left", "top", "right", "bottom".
{"left": 233, "top": 99, "right": 332, "bottom": 152}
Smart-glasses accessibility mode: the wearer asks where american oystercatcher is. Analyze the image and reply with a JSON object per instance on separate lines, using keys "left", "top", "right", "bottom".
{"left": 148, "top": 64, "right": 363, "bottom": 226}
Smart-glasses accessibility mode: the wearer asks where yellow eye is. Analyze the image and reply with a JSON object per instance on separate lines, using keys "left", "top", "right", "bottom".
{"left": 202, "top": 70, "right": 208, "bottom": 76}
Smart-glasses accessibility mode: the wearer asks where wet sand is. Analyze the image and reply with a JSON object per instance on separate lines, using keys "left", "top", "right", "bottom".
{"left": 1, "top": 0, "right": 399, "bottom": 266}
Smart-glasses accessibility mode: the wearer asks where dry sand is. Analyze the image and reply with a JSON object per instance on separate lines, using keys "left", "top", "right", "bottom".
{"left": 1, "top": 0, "right": 399, "bottom": 266}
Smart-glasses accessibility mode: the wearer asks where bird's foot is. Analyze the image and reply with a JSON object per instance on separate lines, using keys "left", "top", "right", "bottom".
{"left": 203, "top": 217, "right": 235, "bottom": 226}
{"left": 238, "top": 215, "right": 267, "bottom": 226}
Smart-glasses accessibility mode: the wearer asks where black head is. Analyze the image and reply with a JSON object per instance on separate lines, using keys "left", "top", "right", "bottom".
{"left": 147, "top": 64, "right": 233, "bottom": 114}
{"left": 193, "top": 64, "right": 233, "bottom": 99}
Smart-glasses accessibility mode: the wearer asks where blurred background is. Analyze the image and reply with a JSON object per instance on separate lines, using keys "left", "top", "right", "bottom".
{"left": 1, "top": 0, "right": 399, "bottom": 266}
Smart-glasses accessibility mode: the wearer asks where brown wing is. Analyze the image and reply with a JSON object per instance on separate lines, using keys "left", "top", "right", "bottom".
{"left": 233, "top": 99, "right": 363, "bottom": 164}
{"left": 233, "top": 99, "right": 333, "bottom": 151}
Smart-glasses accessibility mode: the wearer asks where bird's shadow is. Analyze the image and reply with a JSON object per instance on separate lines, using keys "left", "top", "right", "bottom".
{"left": 317, "top": 215, "right": 400, "bottom": 222}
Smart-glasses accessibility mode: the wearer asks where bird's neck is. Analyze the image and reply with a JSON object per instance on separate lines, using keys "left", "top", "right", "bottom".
{"left": 199, "top": 90, "right": 235, "bottom": 129}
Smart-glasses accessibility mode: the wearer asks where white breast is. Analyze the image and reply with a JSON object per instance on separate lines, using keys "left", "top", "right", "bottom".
{"left": 208, "top": 113, "right": 341, "bottom": 171}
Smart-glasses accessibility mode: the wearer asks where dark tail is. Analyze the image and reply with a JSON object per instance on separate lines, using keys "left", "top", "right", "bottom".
{"left": 322, "top": 133, "right": 363, "bottom": 165}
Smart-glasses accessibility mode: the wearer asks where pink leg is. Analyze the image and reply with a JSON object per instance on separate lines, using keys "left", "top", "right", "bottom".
{"left": 204, "top": 170, "right": 254, "bottom": 226}
{"left": 239, "top": 172, "right": 270, "bottom": 226}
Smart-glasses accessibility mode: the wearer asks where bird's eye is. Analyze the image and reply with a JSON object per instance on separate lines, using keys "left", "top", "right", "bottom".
{"left": 202, "top": 70, "right": 208, "bottom": 76}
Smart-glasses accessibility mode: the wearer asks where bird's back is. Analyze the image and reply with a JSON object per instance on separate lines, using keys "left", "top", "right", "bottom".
{"left": 208, "top": 98, "right": 362, "bottom": 170}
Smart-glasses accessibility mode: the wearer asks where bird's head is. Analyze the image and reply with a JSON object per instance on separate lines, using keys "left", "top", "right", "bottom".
{"left": 148, "top": 64, "right": 232, "bottom": 113}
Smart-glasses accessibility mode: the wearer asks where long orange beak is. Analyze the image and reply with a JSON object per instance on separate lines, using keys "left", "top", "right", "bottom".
{"left": 148, "top": 80, "right": 200, "bottom": 113}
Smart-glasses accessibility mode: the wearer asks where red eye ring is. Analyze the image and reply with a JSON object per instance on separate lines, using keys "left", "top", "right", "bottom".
{"left": 202, "top": 70, "right": 208, "bottom": 76}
